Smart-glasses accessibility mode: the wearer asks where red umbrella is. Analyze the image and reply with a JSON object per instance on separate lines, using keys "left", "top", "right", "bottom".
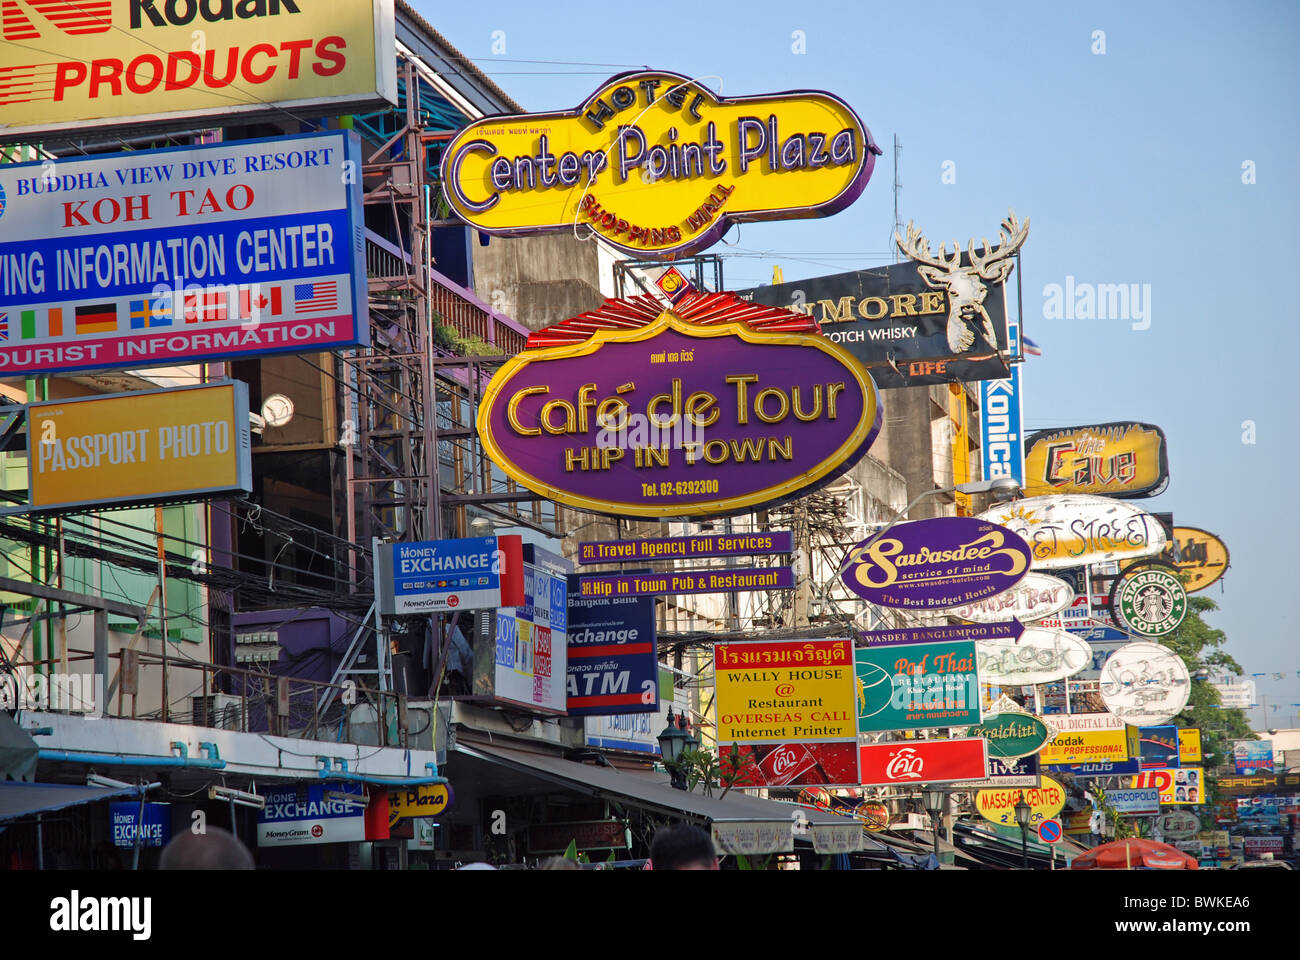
{"left": 1070, "top": 838, "right": 1199, "bottom": 870}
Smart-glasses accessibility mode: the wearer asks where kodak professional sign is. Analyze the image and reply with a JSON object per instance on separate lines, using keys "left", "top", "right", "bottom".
{"left": 477, "top": 293, "right": 881, "bottom": 518}
{"left": 1023, "top": 422, "right": 1169, "bottom": 499}
{"left": 0, "top": 0, "right": 396, "bottom": 140}
{"left": 28, "top": 381, "right": 251, "bottom": 511}
{"left": 442, "top": 70, "right": 879, "bottom": 258}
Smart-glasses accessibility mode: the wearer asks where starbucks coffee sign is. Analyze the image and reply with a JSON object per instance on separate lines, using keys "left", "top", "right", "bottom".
{"left": 1113, "top": 566, "right": 1187, "bottom": 638}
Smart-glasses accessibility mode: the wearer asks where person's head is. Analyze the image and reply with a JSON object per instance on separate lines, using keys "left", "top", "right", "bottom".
{"left": 158, "top": 826, "right": 254, "bottom": 870}
{"left": 538, "top": 856, "right": 580, "bottom": 870}
{"left": 1176, "top": 787, "right": 1186, "bottom": 801}
{"left": 650, "top": 824, "right": 718, "bottom": 870}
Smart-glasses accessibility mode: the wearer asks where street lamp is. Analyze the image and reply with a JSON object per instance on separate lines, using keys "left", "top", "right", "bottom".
{"left": 923, "top": 787, "right": 947, "bottom": 860}
{"left": 838, "top": 477, "right": 1022, "bottom": 576}
{"left": 1014, "top": 797, "right": 1032, "bottom": 870}
{"left": 657, "top": 707, "right": 699, "bottom": 791}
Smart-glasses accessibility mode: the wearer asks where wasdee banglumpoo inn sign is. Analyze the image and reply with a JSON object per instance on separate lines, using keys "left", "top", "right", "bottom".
{"left": 476, "top": 293, "right": 882, "bottom": 518}
{"left": 442, "top": 70, "right": 879, "bottom": 258}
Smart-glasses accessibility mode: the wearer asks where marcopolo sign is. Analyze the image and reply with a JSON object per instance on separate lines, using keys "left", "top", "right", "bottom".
{"left": 442, "top": 70, "right": 878, "bottom": 259}
{"left": 943, "top": 571, "right": 1074, "bottom": 624}
{"left": 0, "top": 0, "right": 397, "bottom": 141}
{"left": 740, "top": 212, "right": 1028, "bottom": 389}
{"left": 840, "top": 516, "right": 1031, "bottom": 610}
{"left": 477, "top": 293, "right": 881, "bottom": 519}
{"left": 1022, "top": 422, "right": 1170, "bottom": 499}
{"left": 0, "top": 131, "right": 369, "bottom": 376}
{"left": 978, "top": 494, "right": 1167, "bottom": 570}
{"left": 854, "top": 640, "right": 980, "bottom": 732}
{"left": 27, "top": 381, "right": 252, "bottom": 512}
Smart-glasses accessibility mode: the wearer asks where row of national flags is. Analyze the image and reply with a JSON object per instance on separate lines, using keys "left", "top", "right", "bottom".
{"left": 0, "top": 282, "right": 339, "bottom": 341}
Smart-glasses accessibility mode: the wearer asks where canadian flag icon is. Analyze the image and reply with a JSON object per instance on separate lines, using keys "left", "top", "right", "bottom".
{"left": 238, "top": 286, "right": 283, "bottom": 319}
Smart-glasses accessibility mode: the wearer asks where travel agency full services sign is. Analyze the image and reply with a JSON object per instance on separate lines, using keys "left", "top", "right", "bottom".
{"left": 0, "top": 0, "right": 396, "bottom": 140}
{"left": 442, "top": 70, "right": 879, "bottom": 259}
{"left": 0, "top": 131, "right": 368, "bottom": 376}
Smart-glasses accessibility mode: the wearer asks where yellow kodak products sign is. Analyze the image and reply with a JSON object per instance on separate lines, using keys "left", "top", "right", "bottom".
{"left": 0, "top": 0, "right": 395, "bottom": 139}
{"left": 28, "top": 382, "right": 252, "bottom": 511}
{"left": 386, "top": 783, "right": 452, "bottom": 826}
{"left": 443, "top": 70, "right": 879, "bottom": 258}
{"left": 1023, "top": 422, "right": 1168, "bottom": 498}
{"left": 714, "top": 640, "right": 856, "bottom": 744}
{"left": 1037, "top": 720, "right": 1134, "bottom": 765}
{"left": 1179, "top": 728, "right": 1202, "bottom": 763}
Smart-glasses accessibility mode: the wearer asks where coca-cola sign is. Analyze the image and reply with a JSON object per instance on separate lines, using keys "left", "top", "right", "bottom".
{"left": 859, "top": 737, "right": 988, "bottom": 787}
{"left": 724, "top": 741, "right": 861, "bottom": 788}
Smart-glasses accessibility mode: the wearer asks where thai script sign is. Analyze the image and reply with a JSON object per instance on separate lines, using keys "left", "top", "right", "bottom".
{"left": 377, "top": 535, "right": 524, "bottom": 615}
{"left": 1161, "top": 526, "right": 1230, "bottom": 593}
{"left": 1130, "top": 767, "right": 1203, "bottom": 805}
{"left": 576, "top": 566, "right": 792, "bottom": 598}
{"left": 975, "top": 776, "right": 1066, "bottom": 828}
{"left": 711, "top": 821, "right": 794, "bottom": 856}
{"left": 0, "top": 0, "right": 396, "bottom": 140}
{"left": 741, "top": 212, "right": 1027, "bottom": 389}
{"left": 0, "top": 131, "right": 369, "bottom": 376}
{"left": 854, "top": 640, "right": 980, "bottom": 732}
{"left": 577, "top": 530, "right": 792, "bottom": 563}
{"left": 974, "top": 627, "right": 1092, "bottom": 685}
{"left": 841, "top": 516, "right": 1031, "bottom": 610}
{"left": 978, "top": 495, "right": 1167, "bottom": 569}
{"left": 477, "top": 294, "right": 881, "bottom": 518}
{"left": 442, "top": 70, "right": 878, "bottom": 259}
{"left": 1022, "top": 422, "right": 1169, "bottom": 498}
{"left": 858, "top": 737, "right": 988, "bottom": 787}
{"left": 715, "top": 639, "right": 855, "bottom": 744}
{"left": 565, "top": 581, "right": 658, "bottom": 717}
{"left": 943, "top": 572, "right": 1073, "bottom": 624}
{"left": 1112, "top": 566, "right": 1187, "bottom": 638}
{"left": 1098, "top": 641, "right": 1190, "bottom": 726}
{"left": 26, "top": 381, "right": 251, "bottom": 511}
{"left": 1037, "top": 713, "right": 1133, "bottom": 764}
{"left": 1043, "top": 758, "right": 1141, "bottom": 778}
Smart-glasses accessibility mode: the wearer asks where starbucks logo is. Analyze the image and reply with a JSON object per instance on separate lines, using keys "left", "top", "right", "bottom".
{"left": 1116, "top": 568, "right": 1186, "bottom": 637}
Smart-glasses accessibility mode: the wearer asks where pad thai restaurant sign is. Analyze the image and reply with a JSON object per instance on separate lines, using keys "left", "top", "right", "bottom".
{"left": 442, "top": 70, "right": 879, "bottom": 259}
{"left": 477, "top": 294, "right": 881, "bottom": 519}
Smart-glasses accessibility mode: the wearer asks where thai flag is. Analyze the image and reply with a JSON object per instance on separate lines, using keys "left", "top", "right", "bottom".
{"left": 1023, "top": 336, "right": 1042, "bottom": 356}
{"left": 294, "top": 281, "right": 337, "bottom": 314}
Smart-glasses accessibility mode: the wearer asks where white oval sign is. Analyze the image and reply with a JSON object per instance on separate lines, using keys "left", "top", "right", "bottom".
{"left": 1098, "top": 641, "right": 1190, "bottom": 725}
{"left": 1158, "top": 810, "right": 1200, "bottom": 841}
{"left": 944, "top": 572, "right": 1074, "bottom": 623}
{"left": 978, "top": 495, "right": 1167, "bottom": 570}
{"left": 975, "top": 628, "right": 1094, "bottom": 686}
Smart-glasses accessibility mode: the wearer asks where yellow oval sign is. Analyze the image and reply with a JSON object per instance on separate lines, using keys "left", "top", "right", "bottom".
{"left": 386, "top": 783, "right": 453, "bottom": 827}
{"left": 975, "top": 776, "right": 1066, "bottom": 828}
{"left": 442, "top": 70, "right": 879, "bottom": 258}
{"left": 1161, "top": 527, "right": 1230, "bottom": 593}
{"left": 1023, "top": 422, "right": 1168, "bottom": 498}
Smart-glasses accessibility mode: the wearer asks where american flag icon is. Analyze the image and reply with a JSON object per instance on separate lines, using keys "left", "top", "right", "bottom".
{"left": 294, "top": 281, "right": 338, "bottom": 314}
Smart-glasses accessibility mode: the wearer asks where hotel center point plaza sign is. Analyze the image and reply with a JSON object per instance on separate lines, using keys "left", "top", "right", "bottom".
{"left": 442, "top": 70, "right": 879, "bottom": 258}
{"left": 477, "top": 293, "right": 881, "bottom": 519}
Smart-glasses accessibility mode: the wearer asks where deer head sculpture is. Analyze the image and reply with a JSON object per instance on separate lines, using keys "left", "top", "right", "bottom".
{"left": 895, "top": 210, "right": 1029, "bottom": 354}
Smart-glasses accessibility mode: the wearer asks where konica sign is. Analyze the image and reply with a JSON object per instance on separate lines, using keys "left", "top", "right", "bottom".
{"left": 256, "top": 781, "right": 365, "bottom": 848}
{"left": 980, "top": 315, "right": 1024, "bottom": 486}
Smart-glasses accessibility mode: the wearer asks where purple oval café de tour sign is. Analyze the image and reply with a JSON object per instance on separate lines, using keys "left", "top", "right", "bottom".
{"left": 840, "top": 516, "right": 1033, "bottom": 609}
{"left": 476, "top": 294, "right": 882, "bottom": 518}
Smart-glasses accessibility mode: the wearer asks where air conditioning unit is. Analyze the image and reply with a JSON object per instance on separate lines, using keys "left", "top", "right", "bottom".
{"left": 191, "top": 693, "right": 243, "bottom": 730}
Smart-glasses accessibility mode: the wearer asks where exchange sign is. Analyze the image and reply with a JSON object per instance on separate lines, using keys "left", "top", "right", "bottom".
{"left": 26, "top": 381, "right": 251, "bottom": 511}
{"left": 840, "top": 516, "right": 1031, "bottom": 610}
{"left": 714, "top": 639, "right": 856, "bottom": 745}
{"left": 442, "top": 70, "right": 878, "bottom": 259}
{"left": 477, "top": 293, "right": 881, "bottom": 518}
{"left": 0, "top": 131, "right": 369, "bottom": 376}
{"left": 0, "top": 0, "right": 397, "bottom": 141}
{"left": 854, "top": 641, "right": 980, "bottom": 732}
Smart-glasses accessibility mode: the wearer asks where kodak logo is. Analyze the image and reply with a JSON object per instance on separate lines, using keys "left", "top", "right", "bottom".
{"left": 131, "top": 0, "right": 301, "bottom": 28}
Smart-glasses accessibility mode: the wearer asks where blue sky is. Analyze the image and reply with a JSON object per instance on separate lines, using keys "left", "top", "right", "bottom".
{"left": 413, "top": 0, "right": 1300, "bottom": 730}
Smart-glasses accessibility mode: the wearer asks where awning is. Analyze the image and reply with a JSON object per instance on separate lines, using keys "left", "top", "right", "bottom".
{"left": 0, "top": 712, "right": 38, "bottom": 782}
{"left": 453, "top": 739, "right": 892, "bottom": 856}
{"left": 0, "top": 781, "right": 146, "bottom": 824}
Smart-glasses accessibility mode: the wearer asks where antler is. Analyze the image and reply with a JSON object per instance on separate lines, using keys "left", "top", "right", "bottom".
{"left": 969, "top": 209, "right": 1030, "bottom": 277}
{"left": 896, "top": 221, "right": 962, "bottom": 270}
